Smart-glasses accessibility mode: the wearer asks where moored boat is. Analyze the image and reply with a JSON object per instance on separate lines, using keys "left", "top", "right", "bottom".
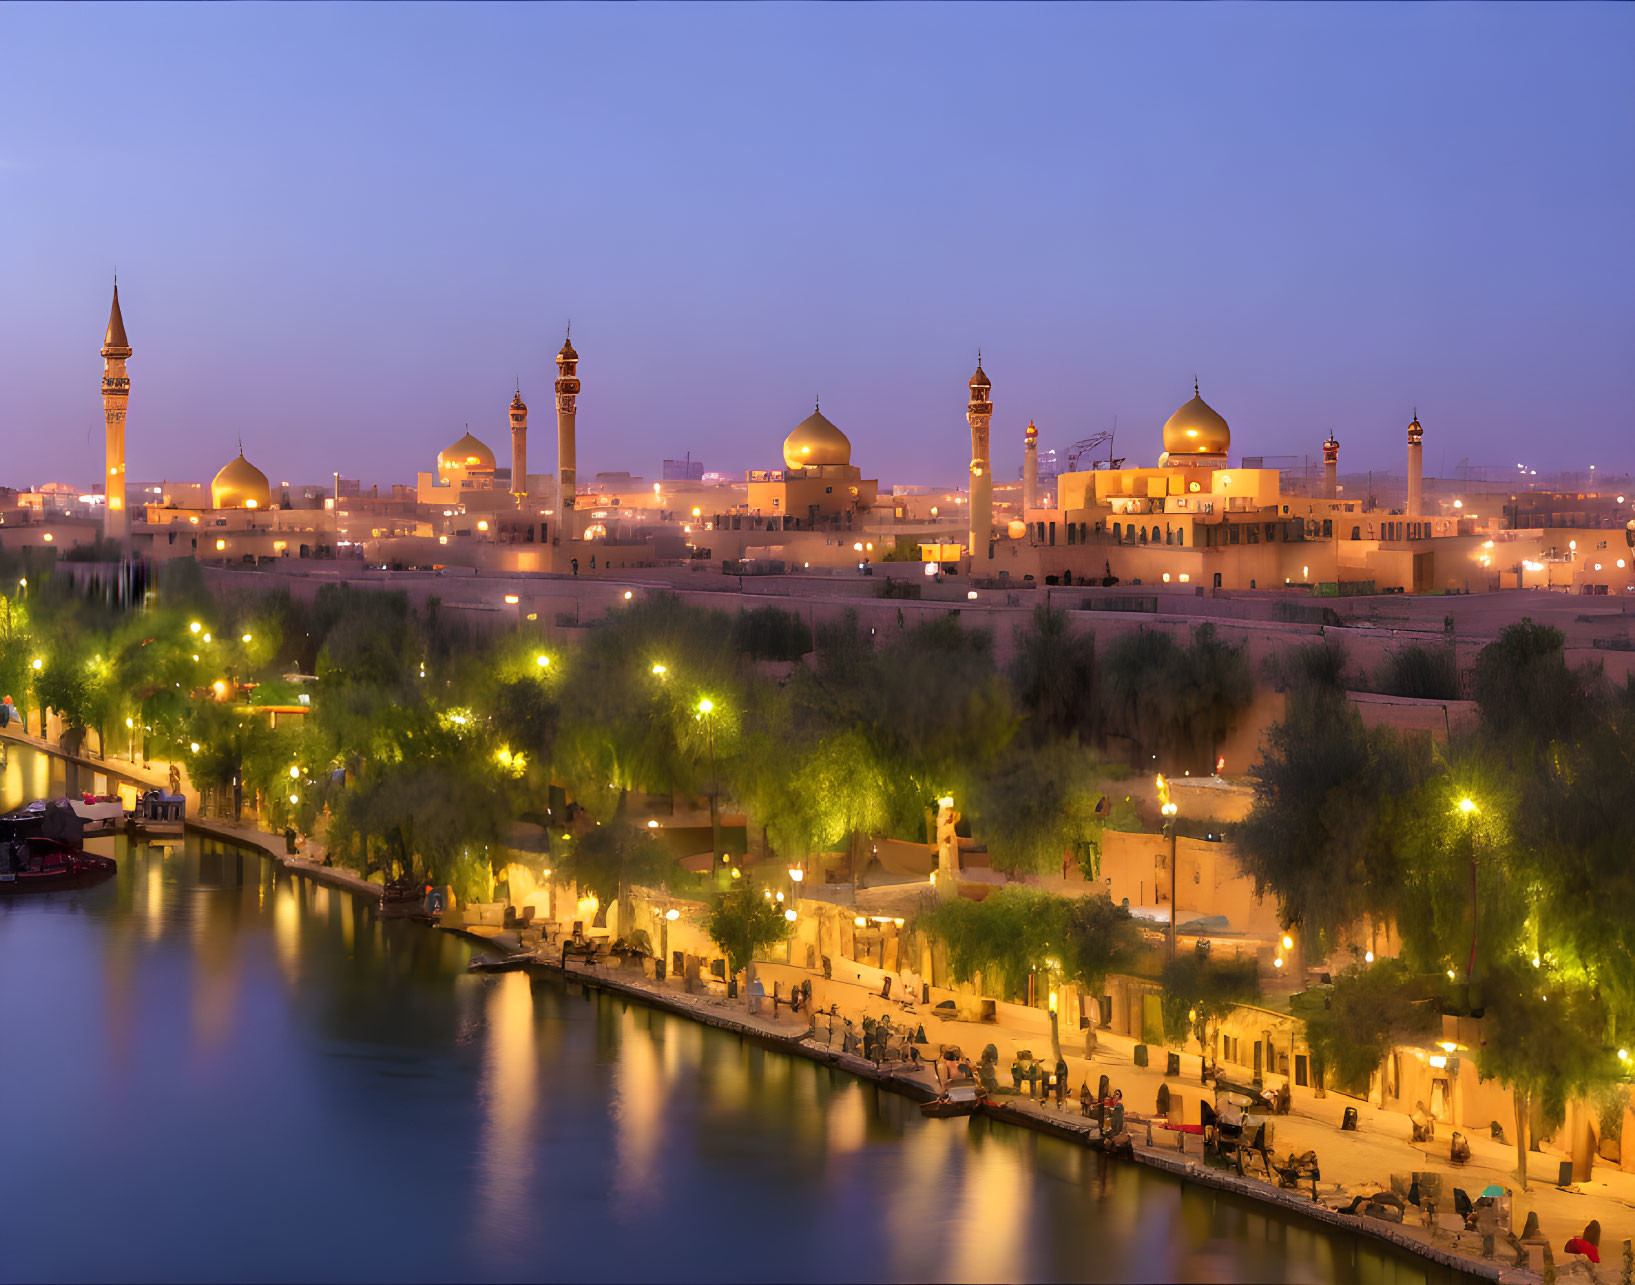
{"left": 921, "top": 1075, "right": 987, "bottom": 1118}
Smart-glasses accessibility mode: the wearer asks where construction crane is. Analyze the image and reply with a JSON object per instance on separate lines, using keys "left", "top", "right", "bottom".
{"left": 1066, "top": 425, "right": 1124, "bottom": 472}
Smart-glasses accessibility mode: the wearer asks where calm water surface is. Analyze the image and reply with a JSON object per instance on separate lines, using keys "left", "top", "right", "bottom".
{"left": 0, "top": 745, "right": 1463, "bottom": 1283}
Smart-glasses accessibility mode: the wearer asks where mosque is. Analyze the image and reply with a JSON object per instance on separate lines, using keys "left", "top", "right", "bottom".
{"left": 5, "top": 282, "right": 1621, "bottom": 598}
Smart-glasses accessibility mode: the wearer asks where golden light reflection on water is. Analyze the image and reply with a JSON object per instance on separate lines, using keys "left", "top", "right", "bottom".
{"left": 825, "top": 1080, "right": 867, "bottom": 1155}
{"left": 272, "top": 880, "right": 300, "bottom": 983}
{"left": 475, "top": 973, "right": 538, "bottom": 1250}
{"left": 612, "top": 1006, "right": 668, "bottom": 1204}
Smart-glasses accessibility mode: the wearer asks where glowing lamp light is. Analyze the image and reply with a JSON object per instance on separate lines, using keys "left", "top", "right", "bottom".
{"left": 691, "top": 507, "right": 701, "bottom": 518}
{"left": 535, "top": 654, "right": 550, "bottom": 668}
{"left": 190, "top": 622, "right": 202, "bottom": 634}
{"left": 476, "top": 520, "right": 489, "bottom": 531}
{"left": 1364, "top": 950, "right": 1375, "bottom": 963}
{"left": 125, "top": 717, "right": 133, "bottom": 728}
{"left": 775, "top": 891, "right": 784, "bottom": 902}
{"left": 1281, "top": 935, "right": 1294, "bottom": 951}
{"left": 1439, "top": 1042, "right": 1458, "bottom": 1053}
{"left": 730, "top": 868, "right": 740, "bottom": 879}
{"left": 854, "top": 916, "right": 866, "bottom": 927}
{"left": 1048, "top": 990, "right": 1058, "bottom": 1014}
{"left": 242, "top": 633, "right": 253, "bottom": 643}
{"left": 852, "top": 542, "right": 863, "bottom": 552}
{"left": 1458, "top": 797, "right": 1476, "bottom": 815}
{"left": 42, "top": 533, "right": 53, "bottom": 542}
{"left": 31, "top": 658, "right": 42, "bottom": 671}
{"left": 697, "top": 697, "right": 714, "bottom": 715}
{"left": 289, "top": 766, "right": 300, "bottom": 779}
{"left": 1428, "top": 1054, "right": 1448, "bottom": 1070}
{"left": 784, "top": 909, "right": 797, "bottom": 922}
{"left": 938, "top": 795, "right": 954, "bottom": 808}
{"left": 1619, "top": 1048, "right": 1629, "bottom": 1062}
{"left": 1273, "top": 957, "right": 1284, "bottom": 969}
{"left": 189, "top": 742, "right": 200, "bottom": 753}
{"left": 504, "top": 594, "right": 520, "bottom": 604}
{"left": 288, "top": 794, "right": 299, "bottom": 805}
{"left": 924, "top": 562, "right": 938, "bottom": 577}
{"left": 788, "top": 868, "right": 803, "bottom": 882}
{"left": 215, "top": 540, "right": 226, "bottom": 550}
{"left": 647, "top": 820, "right": 659, "bottom": 829}
{"left": 1162, "top": 573, "right": 1171, "bottom": 583}
{"left": 212, "top": 680, "right": 227, "bottom": 697}
{"left": 1447, "top": 969, "right": 1457, "bottom": 980}
{"left": 651, "top": 663, "right": 667, "bottom": 676}
{"left": 967, "top": 590, "right": 979, "bottom": 600}
{"left": 202, "top": 633, "right": 212, "bottom": 643}
{"left": 665, "top": 909, "right": 680, "bottom": 922}
{"left": 623, "top": 590, "right": 633, "bottom": 601}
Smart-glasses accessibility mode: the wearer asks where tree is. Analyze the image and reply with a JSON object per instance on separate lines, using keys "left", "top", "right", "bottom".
{"left": 1471, "top": 618, "right": 1603, "bottom": 749}
{"left": 1372, "top": 643, "right": 1461, "bottom": 700}
{"left": 1235, "top": 688, "right": 1426, "bottom": 950}
{"left": 554, "top": 812, "right": 673, "bottom": 933}
{"left": 1008, "top": 606, "right": 1097, "bottom": 743}
{"left": 703, "top": 883, "right": 790, "bottom": 1000}
{"left": 1263, "top": 637, "right": 1350, "bottom": 696}
{"left": 965, "top": 739, "right": 1109, "bottom": 877}
{"left": 1479, "top": 960, "right": 1621, "bottom": 1191}
{"left": 1101, "top": 624, "right": 1252, "bottom": 772}
{"left": 1298, "top": 960, "right": 1438, "bottom": 1095}
{"left": 1159, "top": 949, "right": 1261, "bottom": 1069}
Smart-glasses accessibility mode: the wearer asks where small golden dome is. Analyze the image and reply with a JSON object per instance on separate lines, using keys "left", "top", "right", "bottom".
{"left": 1025, "top": 419, "right": 1038, "bottom": 439}
{"left": 211, "top": 452, "right": 273, "bottom": 510}
{"left": 439, "top": 431, "right": 496, "bottom": 472}
{"left": 1161, "top": 381, "right": 1231, "bottom": 458}
{"left": 782, "top": 405, "right": 851, "bottom": 470}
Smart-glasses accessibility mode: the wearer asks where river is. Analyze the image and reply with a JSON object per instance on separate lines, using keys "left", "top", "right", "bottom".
{"left": 0, "top": 744, "right": 1464, "bottom": 1283}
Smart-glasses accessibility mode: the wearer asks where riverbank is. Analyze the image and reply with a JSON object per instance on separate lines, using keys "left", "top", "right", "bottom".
{"left": 445, "top": 925, "right": 1539, "bottom": 1284}
{"left": 0, "top": 731, "right": 1599, "bottom": 1280}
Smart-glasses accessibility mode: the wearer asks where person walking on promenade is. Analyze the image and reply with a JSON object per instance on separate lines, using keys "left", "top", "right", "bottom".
{"left": 1054, "top": 1058, "right": 1069, "bottom": 1109}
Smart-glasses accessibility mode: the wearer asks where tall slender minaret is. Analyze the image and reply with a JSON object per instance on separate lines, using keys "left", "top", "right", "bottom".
{"left": 1022, "top": 419, "right": 1039, "bottom": 514}
{"left": 554, "top": 330, "right": 579, "bottom": 542}
{"left": 101, "top": 281, "right": 132, "bottom": 543}
{"left": 967, "top": 354, "right": 993, "bottom": 558}
{"left": 509, "top": 385, "right": 528, "bottom": 505}
{"left": 1406, "top": 411, "right": 1423, "bottom": 518}
{"left": 1322, "top": 432, "right": 1340, "bottom": 500}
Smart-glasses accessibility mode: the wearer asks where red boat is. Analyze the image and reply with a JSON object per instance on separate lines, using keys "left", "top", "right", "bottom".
{"left": 0, "top": 799, "right": 118, "bottom": 893}
{"left": 0, "top": 838, "right": 117, "bottom": 892}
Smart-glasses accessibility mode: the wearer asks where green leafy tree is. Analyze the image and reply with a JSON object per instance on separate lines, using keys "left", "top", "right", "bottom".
{"left": 1298, "top": 960, "right": 1439, "bottom": 1095}
{"left": 1235, "top": 688, "right": 1426, "bottom": 951}
{"left": 1480, "top": 961, "right": 1622, "bottom": 1191}
{"left": 1159, "top": 950, "right": 1261, "bottom": 1067}
{"left": 1008, "top": 606, "right": 1098, "bottom": 743}
{"left": 1372, "top": 643, "right": 1461, "bottom": 700}
{"left": 1471, "top": 618, "right": 1603, "bottom": 749}
{"left": 1101, "top": 624, "right": 1251, "bottom": 772}
{"left": 965, "top": 739, "right": 1110, "bottom": 877}
{"left": 554, "top": 812, "right": 673, "bottom": 932}
{"left": 703, "top": 882, "right": 791, "bottom": 998}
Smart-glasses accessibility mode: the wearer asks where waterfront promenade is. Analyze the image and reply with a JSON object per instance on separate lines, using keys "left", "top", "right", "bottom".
{"left": 8, "top": 726, "right": 1631, "bottom": 1282}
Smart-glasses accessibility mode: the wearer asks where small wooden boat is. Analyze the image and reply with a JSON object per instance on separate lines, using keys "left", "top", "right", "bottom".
{"left": 0, "top": 837, "right": 117, "bottom": 892}
{"left": 467, "top": 952, "right": 539, "bottom": 973}
{"left": 921, "top": 1075, "right": 987, "bottom": 1119}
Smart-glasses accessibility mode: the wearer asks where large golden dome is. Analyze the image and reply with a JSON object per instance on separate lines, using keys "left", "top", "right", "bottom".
{"left": 211, "top": 452, "right": 273, "bottom": 510}
{"left": 1161, "top": 382, "right": 1231, "bottom": 458}
{"left": 782, "top": 405, "right": 851, "bottom": 470}
{"left": 439, "top": 431, "right": 496, "bottom": 472}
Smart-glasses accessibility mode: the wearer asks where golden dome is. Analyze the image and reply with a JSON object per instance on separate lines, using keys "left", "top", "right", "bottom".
{"left": 439, "top": 431, "right": 496, "bottom": 472}
{"left": 211, "top": 452, "right": 273, "bottom": 510}
{"left": 1161, "top": 381, "right": 1231, "bottom": 458}
{"left": 782, "top": 405, "right": 851, "bottom": 470}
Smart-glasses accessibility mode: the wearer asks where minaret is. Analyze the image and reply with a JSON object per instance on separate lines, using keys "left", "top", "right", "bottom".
{"left": 509, "top": 385, "right": 528, "bottom": 506}
{"left": 554, "top": 330, "right": 580, "bottom": 541}
{"left": 1022, "top": 419, "right": 1039, "bottom": 514}
{"left": 1322, "top": 432, "right": 1340, "bottom": 500}
{"left": 1406, "top": 411, "right": 1423, "bottom": 518}
{"left": 100, "top": 281, "right": 132, "bottom": 543}
{"left": 967, "top": 355, "right": 993, "bottom": 558}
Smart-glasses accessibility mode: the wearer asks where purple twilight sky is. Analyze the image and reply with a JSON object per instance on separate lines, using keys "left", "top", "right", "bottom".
{"left": 1, "top": 2, "right": 1631, "bottom": 491}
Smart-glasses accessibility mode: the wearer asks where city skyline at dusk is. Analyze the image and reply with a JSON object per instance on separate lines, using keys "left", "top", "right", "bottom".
{"left": 3, "top": 3, "right": 1632, "bottom": 487}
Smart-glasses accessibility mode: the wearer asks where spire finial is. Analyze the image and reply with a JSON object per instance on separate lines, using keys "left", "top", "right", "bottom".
{"left": 815, "top": 394, "right": 820, "bottom": 412}
{"left": 237, "top": 434, "right": 243, "bottom": 456}
{"left": 1194, "top": 375, "right": 1200, "bottom": 398}
{"left": 977, "top": 347, "right": 982, "bottom": 368}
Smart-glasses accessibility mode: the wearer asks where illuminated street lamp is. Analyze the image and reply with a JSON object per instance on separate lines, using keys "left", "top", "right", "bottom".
{"left": 660, "top": 907, "right": 680, "bottom": 980}
{"left": 697, "top": 697, "right": 721, "bottom": 881}
{"left": 1157, "top": 775, "right": 1179, "bottom": 960}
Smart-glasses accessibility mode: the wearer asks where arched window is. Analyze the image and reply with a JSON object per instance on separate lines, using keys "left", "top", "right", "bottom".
{"left": 1112, "top": 522, "right": 1121, "bottom": 541}
{"left": 1175, "top": 528, "right": 1185, "bottom": 547}
{"left": 1152, "top": 525, "right": 1161, "bottom": 544}
{"left": 1351, "top": 526, "right": 1361, "bottom": 540}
